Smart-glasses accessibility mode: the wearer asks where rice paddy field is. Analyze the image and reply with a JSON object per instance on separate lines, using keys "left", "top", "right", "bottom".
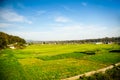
{"left": 0, "top": 44, "right": 120, "bottom": 80}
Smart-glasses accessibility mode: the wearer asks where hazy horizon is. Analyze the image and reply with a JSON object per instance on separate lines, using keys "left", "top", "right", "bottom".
{"left": 0, "top": 0, "right": 120, "bottom": 41}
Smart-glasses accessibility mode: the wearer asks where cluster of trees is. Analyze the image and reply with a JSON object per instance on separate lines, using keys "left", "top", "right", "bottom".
{"left": 30, "top": 37, "right": 120, "bottom": 44}
{"left": 0, "top": 32, "right": 26, "bottom": 49}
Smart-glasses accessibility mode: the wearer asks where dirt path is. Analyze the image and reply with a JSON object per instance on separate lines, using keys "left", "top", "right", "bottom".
{"left": 61, "top": 62, "right": 120, "bottom": 80}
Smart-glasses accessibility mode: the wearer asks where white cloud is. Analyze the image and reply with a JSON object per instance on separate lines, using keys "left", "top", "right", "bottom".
{"left": 0, "top": 9, "right": 32, "bottom": 24}
{"left": 7, "top": 25, "right": 120, "bottom": 41}
{"left": 25, "top": 20, "right": 32, "bottom": 24}
{"left": 55, "top": 16, "right": 70, "bottom": 23}
{"left": 0, "top": 23, "right": 12, "bottom": 28}
{"left": 0, "top": 23, "right": 28, "bottom": 30}
{"left": 81, "top": 2, "right": 87, "bottom": 6}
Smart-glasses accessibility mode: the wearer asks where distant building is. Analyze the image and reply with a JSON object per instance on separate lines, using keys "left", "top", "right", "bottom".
{"left": 9, "top": 46, "right": 15, "bottom": 49}
{"left": 96, "top": 42, "right": 103, "bottom": 44}
{"left": 108, "top": 42, "right": 113, "bottom": 44}
{"left": 7, "top": 44, "right": 16, "bottom": 49}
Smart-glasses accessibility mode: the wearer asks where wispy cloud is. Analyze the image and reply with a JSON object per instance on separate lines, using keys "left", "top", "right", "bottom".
{"left": 0, "top": 23, "right": 12, "bottom": 28}
{"left": 25, "top": 20, "right": 32, "bottom": 24}
{"left": 0, "top": 22, "right": 28, "bottom": 30}
{"left": 55, "top": 16, "right": 70, "bottom": 23}
{"left": 37, "top": 10, "right": 46, "bottom": 15}
{"left": 81, "top": 2, "right": 87, "bottom": 6}
{"left": 7, "top": 24, "right": 120, "bottom": 41}
{"left": 62, "top": 6, "right": 73, "bottom": 12}
{"left": 0, "top": 9, "right": 32, "bottom": 24}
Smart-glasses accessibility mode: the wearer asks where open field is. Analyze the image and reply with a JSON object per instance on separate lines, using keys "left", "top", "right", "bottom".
{"left": 0, "top": 44, "right": 120, "bottom": 80}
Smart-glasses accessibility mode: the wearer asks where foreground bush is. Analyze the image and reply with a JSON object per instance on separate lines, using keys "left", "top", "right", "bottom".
{"left": 79, "top": 64, "right": 120, "bottom": 80}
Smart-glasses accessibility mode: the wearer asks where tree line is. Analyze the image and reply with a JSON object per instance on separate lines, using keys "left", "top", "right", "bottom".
{"left": 0, "top": 32, "right": 26, "bottom": 49}
{"left": 30, "top": 37, "right": 120, "bottom": 44}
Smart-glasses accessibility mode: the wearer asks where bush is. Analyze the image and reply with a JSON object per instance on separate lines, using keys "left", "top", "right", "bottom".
{"left": 79, "top": 64, "right": 120, "bottom": 80}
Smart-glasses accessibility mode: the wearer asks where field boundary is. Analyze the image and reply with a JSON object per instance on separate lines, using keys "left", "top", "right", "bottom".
{"left": 61, "top": 62, "right": 120, "bottom": 80}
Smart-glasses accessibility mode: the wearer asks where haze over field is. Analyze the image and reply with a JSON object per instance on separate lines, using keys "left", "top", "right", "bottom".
{"left": 0, "top": 0, "right": 120, "bottom": 41}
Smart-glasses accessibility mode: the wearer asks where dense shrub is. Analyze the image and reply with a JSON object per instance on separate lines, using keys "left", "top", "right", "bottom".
{"left": 0, "top": 32, "right": 26, "bottom": 49}
{"left": 79, "top": 65, "right": 120, "bottom": 80}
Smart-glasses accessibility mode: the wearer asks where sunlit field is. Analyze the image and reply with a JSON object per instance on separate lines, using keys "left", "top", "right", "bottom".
{"left": 0, "top": 44, "right": 120, "bottom": 80}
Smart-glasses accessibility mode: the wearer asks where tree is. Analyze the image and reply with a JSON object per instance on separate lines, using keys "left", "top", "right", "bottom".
{"left": 0, "top": 32, "right": 8, "bottom": 49}
{"left": 0, "top": 32, "right": 26, "bottom": 49}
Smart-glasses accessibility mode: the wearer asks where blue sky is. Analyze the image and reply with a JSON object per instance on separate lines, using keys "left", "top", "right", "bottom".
{"left": 0, "top": 0, "right": 120, "bottom": 41}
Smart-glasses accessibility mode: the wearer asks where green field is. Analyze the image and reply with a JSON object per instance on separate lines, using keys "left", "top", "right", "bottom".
{"left": 0, "top": 44, "right": 120, "bottom": 80}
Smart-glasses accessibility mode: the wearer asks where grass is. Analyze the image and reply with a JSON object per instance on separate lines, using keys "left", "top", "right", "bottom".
{"left": 21, "top": 59, "right": 106, "bottom": 79}
{"left": 0, "top": 49, "right": 27, "bottom": 80}
{"left": 86, "top": 52, "right": 120, "bottom": 64}
{"left": 0, "top": 44, "right": 120, "bottom": 80}
{"left": 36, "top": 52, "right": 86, "bottom": 60}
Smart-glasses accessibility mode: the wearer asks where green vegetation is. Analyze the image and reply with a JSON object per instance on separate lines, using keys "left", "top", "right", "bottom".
{"left": 0, "top": 49, "right": 27, "bottom": 80}
{"left": 79, "top": 64, "right": 120, "bottom": 80}
{"left": 0, "top": 32, "right": 26, "bottom": 49}
{"left": 36, "top": 52, "right": 86, "bottom": 60}
{"left": 0, "top": 44, "right": 120, "bottom": 80}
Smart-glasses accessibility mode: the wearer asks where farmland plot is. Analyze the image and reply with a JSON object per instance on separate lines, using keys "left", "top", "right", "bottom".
{"left": 0, "top": 44, "right": 120, "bottom": 80}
